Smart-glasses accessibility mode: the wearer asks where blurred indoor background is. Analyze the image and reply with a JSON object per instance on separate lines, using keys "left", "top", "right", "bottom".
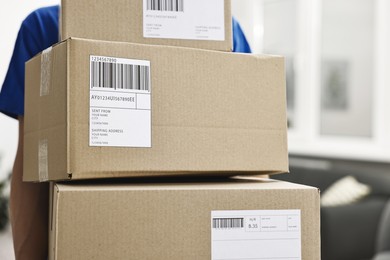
{"left": 233, "top": 1, "right": 390, "bottom": 259}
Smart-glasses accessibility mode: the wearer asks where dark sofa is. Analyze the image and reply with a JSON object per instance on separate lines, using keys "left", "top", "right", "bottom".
{"left": 272, "top": 156, "right": 390, "bottom": 260}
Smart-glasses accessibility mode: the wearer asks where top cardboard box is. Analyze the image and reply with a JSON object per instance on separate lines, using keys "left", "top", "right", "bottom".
{"left": 24, "top": 38, "right": 288, "bottom": 182}
{"left": 60, "top": 0, "right": 233, "bottom": 51}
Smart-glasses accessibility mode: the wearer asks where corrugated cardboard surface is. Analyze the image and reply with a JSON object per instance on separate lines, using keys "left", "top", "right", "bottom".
{"left": 49, "top": 178, "right": 320, "bottom": 260}
{"left": 61, "top": 0, "right": 232, "bottom": 51}
{"left": 24, "top": 38, "right": 288, "bottom": 181}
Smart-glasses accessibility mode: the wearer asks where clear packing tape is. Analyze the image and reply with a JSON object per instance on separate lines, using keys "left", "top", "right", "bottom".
{"left": 39, "top": 47, "right": 52, "bottom": 181}
{"left": 40, "top": 47, "right": 52, "bottom": 96}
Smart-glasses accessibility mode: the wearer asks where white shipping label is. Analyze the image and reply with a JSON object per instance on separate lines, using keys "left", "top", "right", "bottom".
{"left": 143, "top": 0, "right": 225, "bottom": 41}
{"left": 211, "top": 210, "right": 301, "bottom": 260}
{"left": 89, "top": 56, "right": 151, "bottom": 147}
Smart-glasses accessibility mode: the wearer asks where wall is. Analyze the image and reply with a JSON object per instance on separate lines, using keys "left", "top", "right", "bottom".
{"left": 320, "top": 0, "right": 374, "bottom": 137}
{"left": 232, "top": 0, "right": 376, "bottom": 140}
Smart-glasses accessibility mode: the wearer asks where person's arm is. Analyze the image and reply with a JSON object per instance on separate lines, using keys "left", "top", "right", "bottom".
{"left": 10, "top": 116, "right": 50, "bottom": 260}
{"left": 13, "top": 117, "right": 23, "bottom": 182}
{"left": 0, "top": 6, "right": 59, "bottom": 260}
{"left": 7, "top": 117, "right": 48, "bottom": 260}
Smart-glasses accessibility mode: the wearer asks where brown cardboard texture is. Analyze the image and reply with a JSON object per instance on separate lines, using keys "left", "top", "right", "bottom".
{"left": 61, "top": 0, "right": 232, "bottom": 51}
{"left": 49, "top": 178, "right": 320, "bottom": 260}
{"left": 24, "top": 38, "right": 288, "bottom": 182}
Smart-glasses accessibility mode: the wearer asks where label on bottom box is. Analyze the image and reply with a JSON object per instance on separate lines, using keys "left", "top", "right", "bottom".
{"left": 89, "top": 55, "right": 151, "bottom": 147}
{"left": 211, "top": 210, "right": 301, "bottom": 260}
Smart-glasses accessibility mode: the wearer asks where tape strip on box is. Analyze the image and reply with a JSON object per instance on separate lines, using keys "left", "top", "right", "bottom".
{"left": 38, "top": 139, "right": 49, "bottom": 182}
{"left": 40, "top": 47, "right": 52, "bottom": 96}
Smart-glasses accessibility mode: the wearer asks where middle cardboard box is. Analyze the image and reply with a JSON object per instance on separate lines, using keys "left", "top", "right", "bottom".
{"left": 24, "top": 38, "right": 288, "bottom": 182}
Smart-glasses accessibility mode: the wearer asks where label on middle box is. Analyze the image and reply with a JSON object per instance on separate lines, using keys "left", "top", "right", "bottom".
{"left": 89, "top": 56, "right": 151, "bottom": 148}
{"left": 143, "top": 0, "right": 225, "bottom": 41}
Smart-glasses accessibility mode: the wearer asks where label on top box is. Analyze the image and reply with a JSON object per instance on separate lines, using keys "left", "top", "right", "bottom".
{"left": 89, "top": 55, "right": 151, "bottom": 148}
{"left": 211, "top": 209, "right": 302, "bottom": 260}
{"left": 143, "top": 0, "right": 225, "bottom": 41}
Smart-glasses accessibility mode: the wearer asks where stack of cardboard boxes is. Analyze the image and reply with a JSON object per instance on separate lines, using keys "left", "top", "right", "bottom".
{"left": 23, "top": 0, "right": 320, "bottom": 259}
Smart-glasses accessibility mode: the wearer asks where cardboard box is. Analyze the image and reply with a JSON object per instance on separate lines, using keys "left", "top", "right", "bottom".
{"left": 24, "top": 38, "right": 288, "bottom": 181}
{"left": 61, "top": 0, "right": 232, "bottom": 51}
{"left": 49, "top": 178, "right": 320, "bottom": 260}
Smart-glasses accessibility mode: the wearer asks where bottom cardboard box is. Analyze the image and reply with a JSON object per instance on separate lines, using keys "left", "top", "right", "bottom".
{"left": 49, "top": 177, "right": 320, "bottom": 260}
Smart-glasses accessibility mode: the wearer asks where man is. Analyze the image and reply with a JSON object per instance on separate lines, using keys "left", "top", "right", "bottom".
{"left": 0, "top": 5, "right": 251, "bottom": 259}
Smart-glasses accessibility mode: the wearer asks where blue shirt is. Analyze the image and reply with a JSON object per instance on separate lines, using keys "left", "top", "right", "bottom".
{"left": 0, "top": 6, "right": 251, "bottom": 119}
{"left": 232, "top": 18, "right": 251, "bottom": 53}
{"left": 0, "top": 6, "right": 59, "bottom": 119}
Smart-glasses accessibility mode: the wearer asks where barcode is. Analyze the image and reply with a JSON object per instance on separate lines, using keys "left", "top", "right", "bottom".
{"left": 213, "top": 218, "right": 244, "bottom": 229}
{"left": 91, "top": 61, "right": 150, "bottom": 91}
{"left": 146, "top": 0, "right": 184, "bottom": 12}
